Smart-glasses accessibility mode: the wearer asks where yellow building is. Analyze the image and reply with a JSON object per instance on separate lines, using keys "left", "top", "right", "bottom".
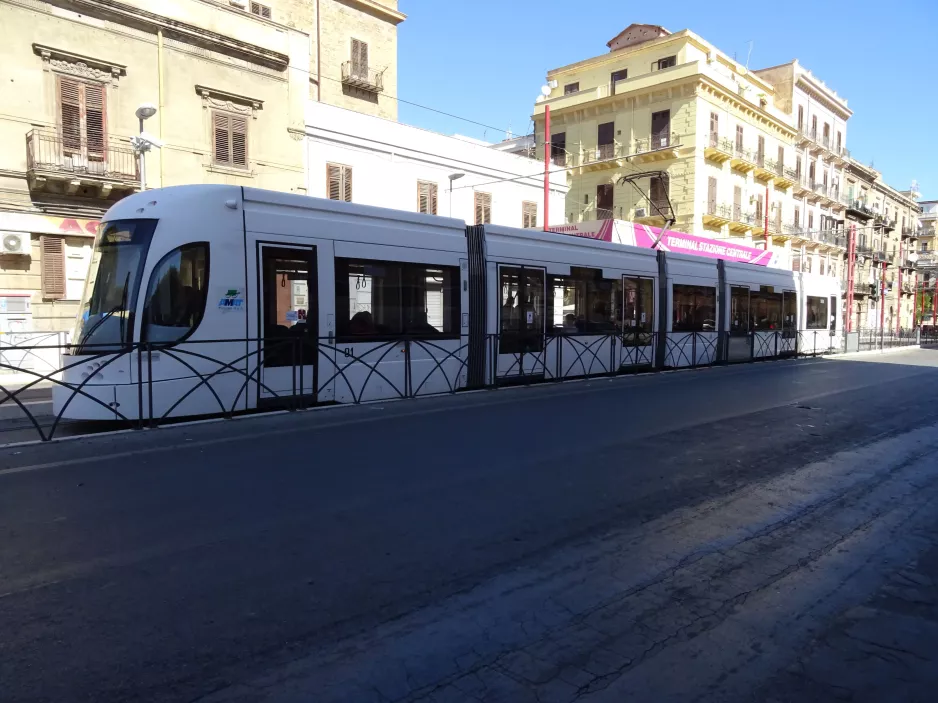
{"left": 0, "top": 0, "right": 404, "bottom": 332}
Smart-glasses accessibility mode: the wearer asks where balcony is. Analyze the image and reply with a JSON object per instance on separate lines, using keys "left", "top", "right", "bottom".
{"left": 873, "top": 249, "right": 887, "bottom": 262}
{"left": 341, "top": 62, "right": 385, "bottom": 92}
{"left": 797, "top": 127, "right": 816, "bottom": 147}
{"left": 730, "top": 146, "right": 756, "bottom": 173}
{"left": 578, "top": 143, "right": 627, "bottom": 172}
{"left": 25, "top": 129, "right": 138, "bottom": 197}
{"left": 729, "top": 209, "right": 755, "bottom": 234}
{"left": 856, "top": 245, "right": 873, "bottom": 258}
{"left": 630, "top": 133, "right": 681, "bottom": 163}
{"left": 767, "top": 159, "right": 797, "bottom": 190}
{"left": 752, "top": 154, "right": 774, "bottom": 182}
{"left": 846, "top": 199, "right": 875, "bottom": 221}
{"left": 702, "top": 202, "right": 732, "bottom": 228}
{"left": 901, "top": 226, "right": 916, "bottom": 239}
{"left": 805, "top": 181, "right": 823, "bottom": 203}
{"left": 853, "top": 281, "right": 873, "bottom": 296}
{"left": 792, "top": 175, "right": 810, "bottom": 198}
{"left": 703, "top": 134, "right": 733, "bottom": 163}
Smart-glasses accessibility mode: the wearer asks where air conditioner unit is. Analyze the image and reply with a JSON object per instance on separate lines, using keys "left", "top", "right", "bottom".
{"left": 0, "top": 231, "right": 30, "bottom": 256}
{"left": 229, "top": 0, "right": 247, "bottom": 7}
{"left": 634, "top": 207, "right": 647, "bottom": 218}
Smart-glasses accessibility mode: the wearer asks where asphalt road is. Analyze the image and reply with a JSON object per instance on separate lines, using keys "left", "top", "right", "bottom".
{"left": 3, "top": 350, "right": 938, "bottom": 702}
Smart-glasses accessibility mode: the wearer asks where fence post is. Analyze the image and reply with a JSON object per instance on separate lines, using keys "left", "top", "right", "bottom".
{"left": 146, "top": 343, "right": 155, "bottom": 428}
{"left": 692, "top": 333, "right": 698, "bottom": 368}
{"left": 136, "top": 343, "right": 144, "bottom": 430}
{"left": 404, "top": 338, "right": 412, "bottom": 398}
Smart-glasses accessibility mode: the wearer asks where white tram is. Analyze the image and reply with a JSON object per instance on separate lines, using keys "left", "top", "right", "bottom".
{"left": 53, "top": 185, "right": 841, "bottom": 421}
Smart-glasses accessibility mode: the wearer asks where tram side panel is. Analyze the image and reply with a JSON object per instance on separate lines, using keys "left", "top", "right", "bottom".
{"left": 722, "top": 261, "right": 799, "bottom": 361}
{"left": 664, "top": 253, "right": 721, "bottom": 368}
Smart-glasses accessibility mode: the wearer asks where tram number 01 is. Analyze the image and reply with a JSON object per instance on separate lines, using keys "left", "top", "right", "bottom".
{"left": 342, "top": 347, "right": 354, "bottom": 358}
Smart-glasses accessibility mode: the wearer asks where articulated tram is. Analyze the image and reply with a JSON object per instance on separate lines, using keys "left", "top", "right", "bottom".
{"left": 53, "top": 185, "right": 841, "bottom": 421}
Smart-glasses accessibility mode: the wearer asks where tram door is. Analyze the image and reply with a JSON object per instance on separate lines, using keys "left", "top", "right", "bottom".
{"left": 258, "top": 244, "right": 320, "bottom": 404}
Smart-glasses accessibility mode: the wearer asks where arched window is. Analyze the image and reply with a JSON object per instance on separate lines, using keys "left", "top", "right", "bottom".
{"left": 142, "top": 243, "right": 210, "bottom": 344}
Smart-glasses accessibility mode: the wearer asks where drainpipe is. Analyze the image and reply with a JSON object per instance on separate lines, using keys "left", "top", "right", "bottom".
{"left": 897, "top": 239, "right": 903, "bottom": 333}
{"left": 157, "top": 28, "right": 164, "bottom": 186}
{"left": 543, "top": 105, "right": 550, "bottom": 232}
{"left": 316, "top": 0, "right": 322, "bottom": 101}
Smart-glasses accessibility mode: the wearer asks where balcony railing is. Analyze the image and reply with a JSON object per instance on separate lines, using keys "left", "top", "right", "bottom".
{"left": 341, "top": 62, "right": 385, "bottom": 92}
{"left": 25, "top": 129, "right": 138, "bottom": 186}
{"left": 708, "top": 134, "right": 734, "bottom": 153}
{"left": 856, "top": 245, "right": 873, "bottom": 257}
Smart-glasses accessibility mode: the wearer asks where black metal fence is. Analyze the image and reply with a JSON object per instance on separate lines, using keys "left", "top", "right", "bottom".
{"left": 0, "top": 328, "right": 931, "bottom": 443}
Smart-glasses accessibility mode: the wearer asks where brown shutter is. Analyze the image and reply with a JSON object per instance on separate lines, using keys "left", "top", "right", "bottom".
{"left": 351, "top": 39, "right": 368, "bottom": 75}
{"left": 59, "top": 78, "right": 82, "bottom": 152}
{"left": 778, "top": 145, "right": 784, "bottom": 170}
{"left": 41, "top": 236, "right": 66, "bottom": 300}
{"left": 213, "top": 113, "right": 231, "bottom": 165}
{"left": 84, "top": 83, "right": 106, "bottom": 158}
{"left": 231, "top": 116, "right": 248, "bottom": 166}
{"left": 327, "top": 164, "right": 341, "bottom": 200}
{"left": 733, "top": 186, "right": 742, "bottom": 220}
{"left": 428, "top": 183, "right": 437, "bottom": 215}
{"left": 707, "top": 177, "right": 717, "bottom": 212}
{"left": 474, "top": 192, "right": 491, "bottom": 225}
{"left": 418, "top": 182, "right": 428, "bottom": 213}
{"left": 342, "top": 165, "right": 352, "bottom": 202}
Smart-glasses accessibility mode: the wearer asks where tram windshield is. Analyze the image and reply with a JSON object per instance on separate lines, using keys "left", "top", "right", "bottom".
{"left": 71, "top": 219, "right": 157, "bottom": 353}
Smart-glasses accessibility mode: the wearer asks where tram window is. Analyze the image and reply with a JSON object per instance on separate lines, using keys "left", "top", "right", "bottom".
{"left": 499, "top": 266, "right": 545, "bottom": 354}
{"left": 730, "top": 287, "right": 750, "bottom": 334}
{"left": 751, "top": 291, "right": 783, "bottom": 330}
{"left": 622, "top": 277, "right": 655, "bottom": 343}
{"left": 335, "top": 258, "right": 459, "bottom": 340}
{"left": 672, "top": 284, "right": 716, "bottom": 332}
{"left": 783, "top": 291, "right": 797, "bottom": 332}
{"left": 548, "top": 267, "right": 620, "bottom": 334}
{"left": 141, "top": 243, "right": 209, "bottom": 344}
{"left": 806, "top": 295, "right": 828, "bottom": 329}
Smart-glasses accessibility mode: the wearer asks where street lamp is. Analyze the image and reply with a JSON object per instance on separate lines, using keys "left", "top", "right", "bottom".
{"left": 132, "top": 103, "right": 158, "bottom": 191}
{"left": 448, "top": 172, "right": 465, "bottom": 217}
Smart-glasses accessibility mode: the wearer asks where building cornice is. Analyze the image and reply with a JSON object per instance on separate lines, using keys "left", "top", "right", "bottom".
{"left": 40, "top": 0, "right": 290, "bottom": 70}
{"left": 794, "top": 69, "right": 852, "bottom": 120}
{"left": 339, "top": 0, "right": 406, "bottom": 24}
{"left": 32, "top": 43, "right": 127, "bottom": 83}
{"left": 698, "top": 77, "right": 796, "bottom": 138}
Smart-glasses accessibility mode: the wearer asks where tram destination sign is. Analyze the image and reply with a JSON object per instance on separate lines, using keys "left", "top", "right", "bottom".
{"left": 548, "top": 219, "right": 781, "bottom": 268}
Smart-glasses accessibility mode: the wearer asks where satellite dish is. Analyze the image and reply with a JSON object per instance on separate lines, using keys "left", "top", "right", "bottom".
{"left": 540, "top": 85, "right": 551, "bottom": 97}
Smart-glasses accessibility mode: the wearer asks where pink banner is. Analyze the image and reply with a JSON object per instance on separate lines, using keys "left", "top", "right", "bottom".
{"left": 548, "top": 220, "right": 779, "bottom": 267}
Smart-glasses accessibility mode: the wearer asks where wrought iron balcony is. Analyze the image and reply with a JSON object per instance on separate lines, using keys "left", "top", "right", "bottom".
{"left": 702, "top": 202, "right": 732, "bottom": 227}
{"left": 25, "top": 129, "right": 138, "bottom": 197}
{"left": 730, "top": 145, "right": 756, "bottom": 173}
{"left": 846, "top": 199, "right": 875, "bottom": 221}
{"left": 704, "top": 134, "right": 734, "bottom": 163}
{"left": 901, "top": 226, "right": 916, "bottom": 238}
{"left": 856, "top": 244, "right": 873, "bottom": 257}
{"left": 341, "top": 62, "right": 385, "bottom": 92}
{"left": 631, "top": 133, "right": 681, "bottom": 163}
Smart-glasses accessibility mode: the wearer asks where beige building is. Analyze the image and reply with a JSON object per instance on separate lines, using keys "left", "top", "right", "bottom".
{"left": 0, "top": 0, "right": 403, "bottom": 332}
{"left": 532, "top": 23, "right": 921, "bottom": 330}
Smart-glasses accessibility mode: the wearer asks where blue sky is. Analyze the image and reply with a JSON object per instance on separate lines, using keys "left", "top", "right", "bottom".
{"left": 397, "top": 0, "right": 937, "bottom": 199}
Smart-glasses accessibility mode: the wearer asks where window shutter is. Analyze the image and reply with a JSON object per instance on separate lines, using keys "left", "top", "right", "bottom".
{"left": 428, "top": 182, "right": 437, "bottom": 215}
{"left": 59, "top": 78, "right": 82, "bottom": 152}
{"left": 213, "top": 113, "right": 231, "bottom": 165}
{"left": 351, "top": 39, "right": 368, "bottom": 75}
{"left": 231, "top": 116, "right": 248, "bottom": 166}
{"left": 327, "top": 164, "right": 341, "bottom": 200}
{"left": 474, "top": 193, "right": 484, "bottom": 225}
{"left": 84, "top": 83, "right": 106, "bottom": 157}
{"left": 522, "top": 201, "right": 537, "bottom": 228}
{"left": 418, "top": 181, "right": 437, "bottom": 214}
{"left": 342, "top": 165, "right": 352, "bottom": 202}
{"left": 41, "top": 236, "right": 66, "bottom": 300}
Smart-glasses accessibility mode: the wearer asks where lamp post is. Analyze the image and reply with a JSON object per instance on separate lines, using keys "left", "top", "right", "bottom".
{"left": 448, "top": 172, "right": 464, "bottom": 218}
{"left": 133, "top": 103, "right": 157, "bottom": 191}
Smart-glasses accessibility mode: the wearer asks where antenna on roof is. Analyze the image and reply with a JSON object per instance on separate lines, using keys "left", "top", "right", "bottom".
{"left": 745, "top": 40, "right": 753, "bottom": 69}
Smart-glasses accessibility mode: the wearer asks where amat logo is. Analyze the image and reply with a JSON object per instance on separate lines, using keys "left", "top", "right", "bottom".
{"left": 218, "top": 288, "right": 245, "bottom": 311}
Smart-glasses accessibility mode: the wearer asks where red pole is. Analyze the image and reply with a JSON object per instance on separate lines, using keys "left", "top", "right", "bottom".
{"left": 880, "top": 262, "right": 887, "bottom": 331}
{"left": 764, "top": 185, "right": 770, "bottom": 251}
{"left": 897, "top": 240, "right": 903, "bottom": 333}
{"left": 543, "top": 105, "right": 550, "bottom": 232}
{"left": 845, "top": 224, "right": 856, "bottom": 333}
{"left": 933, "top": 276, "right": 937, "bottom": 326}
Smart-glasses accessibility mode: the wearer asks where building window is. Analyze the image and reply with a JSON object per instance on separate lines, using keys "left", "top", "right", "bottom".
{"left": 212, "top": 111, "right": 248, "bottom": 168}
{"left": 797, "top": 105, "right": 804, "bottom": 131}
{"left": 250, "top": 2, "right": 271, "bottom": 18}
{"left": 474, "top": 191, "right": 492, "bottom": 225}
{"left": 142, "top": 243, "right": 210, "bottom": 344}
{"left": 649, "top": 173, "right": 669, "bottom": 213}
{"left": 808, "top": 212, "right": 814, "bottom": 230}
{"left": 350, "top": 38, "right": 369, "bottom": 76}
{"left": 564, "top": 82, "right": 579, "bottom": 95}
{"left": 651, "top": 110, "right": 670, "bottom": 149}
{"left": 58, "top": 77, "right": 106, "bottom": 159}
{"left": 655, "top": 56, "right": 676, "bottom": 70}
{"left": 756, "top": 135, "right": 765, "bottom": 164}
{"left": 811, "top": 115, "right": 817, "bottom": 136}
{"left": 499, "top": 266, "right": 545, "bottom": 354}
{"left": 709, "top": 112, "right": 719, "bottom": 145}
{"left": 735, "top": 124, "right": 744, "bottom": 152}
{"left": 778, "top": 145, "right": 785, "bottom": 170}
{"left": 795, "top": 155, "right": 802, "bottom": 179}
{"left": 836, "top": 131, "right": 842, "bottom": 152}
{"left": 335, "top": 258, "right": 460, "bottom": 340}
{"left": 550, "top": 132, "right": 566, "bottom": 166}
{"left": 40, "top": 235, "right": 65, "bottom": 300}
{"left": 327, "top": 163, "right": 352, "bottom": 202}
{"left": 610, "top": 69, "right": 628, "bottom": 93}
{"left": 522, "top": 201, "right": 537, "bottom": 228}
{"left": 417, "top": 181, "right": 437, "bottom": 215}
{"left": 794, "top": 207, "right": 800, "bottom": 228}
